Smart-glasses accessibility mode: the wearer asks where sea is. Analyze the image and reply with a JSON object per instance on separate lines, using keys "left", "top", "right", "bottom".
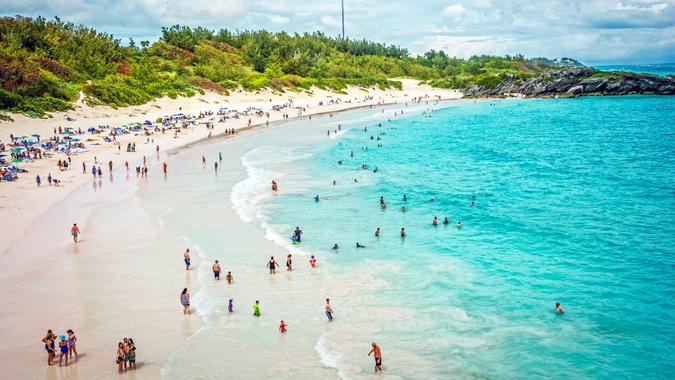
{"left": 149, "top": 96, "right": 674, "bottom": 379}
{"left": 593, "top": 63, "right": 675, "bottom": 76}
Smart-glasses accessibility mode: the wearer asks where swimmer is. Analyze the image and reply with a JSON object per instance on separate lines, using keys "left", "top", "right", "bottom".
{"left": 403, "top": 194, "right": 407, "bottom": 201}
{"left": 471, "top": 201, "right": 475, "bottom": 206}
{"left": 310, "top": 255, "right": 317, "bottom": 267}
{"left": 356, "top": 242, "right": 366, "bottom": 248}
{"left": 184, "top": 249, "right": 191, "bottom": 270}
{"left": 457, "top": 221, "right": 462, "bottom": 228}
{"left": 212, "top": 260, "right": 221, "bottom": 280}
{"left": 555, "top": 302, "right": 565, "bottom": 314}
{"left": 400, "top": 228, "right": 406, "bottom": 237}
{"left": 443, "top": 217, "right": 449, "bottom": 225}
{"left": 226, "top": 271, "right": 233, "bottom": 284}
{"left": 375, "top": 227, "right": 380, "bottom": 237}
{"left": 314, "top": 195, "right": 320, "bottom": 202}
{"left": 433, "top": 217, "right": 438, "bottom": 226}
{"left": 332, "top": 243, "right": 339, "bottom": 250}
{"left": 354, "top": 179, "right": 358, "bottom": 183}
{"left": 400, "top": 206, "right": 406, "bottom": 213}
{"left": 325, "top": 298, "right": 333, "bottom": 321}
{"left": 368, "top": 342, "right": 383, "bottom": 373}
{"left": 430, "top": 197, "right": 435, "bottom": 202}
{"left": 267, "top": 256, "right": 278, "bottom": 274}
{"left": 332, "top": 180, "right": 336, "bottom": 186}
{"left": 279, "top": 320, "right": 287, "bottom": 333}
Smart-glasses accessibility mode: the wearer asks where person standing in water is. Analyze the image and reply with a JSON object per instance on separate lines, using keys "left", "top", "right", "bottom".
{"left": 70, "top": 223, "right": 81, "bottom": 243}
{"left": 279, "top": 320, "right": 288, "bottom": 333}
{"left": 66, "top": 329, "right": 78, "bottom": 361}
{"left": 310, "top": 255, "right": 317, "bottom": 267}
{"left": 368, "top": 342, "right": 383, "bottom": 373}
{"left": 184, "top": 249, "right": 191, "bottom": 270}
{"left": 400, "top": 228, "right": 406, "bottom": 237}
{"left": 253, "top": 300, "right": 261, "bottom": 317}
{"left": 433, "top": 217, "right": 438, "bottom": 226}
{"left": 325, "top": 298, "right": 334, "bottom": 321}
{"left": 267, "top": 256, "right": 278, "bottom": 274}
{"left": 226, "top": 271, "right": 233, "bottom": 284}
{"left": 443, "top": 217, "right": 449, "bottom": 225}
{"left": 180, "top": 288, "right": 190, "bottom": 315}
{"left": 375, "top": 227, "right": 381, "bottom": 237}
{"left": 212, "top": 260, "right": 221, "bottom": 280}
{"left": 228, "top": 299, "right": 234, "bottom": 313}
{"left": 286, "top": 254, "right": 293, "bottom": 271}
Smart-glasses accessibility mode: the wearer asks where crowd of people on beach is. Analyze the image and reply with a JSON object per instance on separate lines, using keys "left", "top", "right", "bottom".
{"left": 41, "top": 329, "right": 77, "bottom": 367}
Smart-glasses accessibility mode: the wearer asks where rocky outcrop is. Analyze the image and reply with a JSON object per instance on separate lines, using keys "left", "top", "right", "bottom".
{"left": 464, "top": 68, "right": 675, "bottom": 97}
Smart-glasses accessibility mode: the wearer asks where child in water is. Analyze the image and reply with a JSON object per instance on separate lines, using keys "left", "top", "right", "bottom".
{"left": 279, "top": 320, "right": 287, "bottom": 333}
{"left": 310, "top": 256, "right": 317, "bottom": 267}
{"left": 228, "top": 299, "right": 234, "bottom": 313}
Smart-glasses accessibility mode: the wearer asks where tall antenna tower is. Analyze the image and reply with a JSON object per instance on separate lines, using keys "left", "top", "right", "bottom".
{"left": 341, "top": 0, "right": 345, "bottom": 39}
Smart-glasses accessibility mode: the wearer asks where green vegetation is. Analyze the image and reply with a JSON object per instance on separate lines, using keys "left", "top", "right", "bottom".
{"left": 0, "top": 16, "right": 583, "bottom": 117}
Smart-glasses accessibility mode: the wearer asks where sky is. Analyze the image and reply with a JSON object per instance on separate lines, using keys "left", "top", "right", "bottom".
{"left": 1, "top": 0, "right": 674, "bottom": 64}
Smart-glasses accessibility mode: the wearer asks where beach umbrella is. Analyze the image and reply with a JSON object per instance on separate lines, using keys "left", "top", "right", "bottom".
{"left": 11, "top": 159, "right": 22, "bottom": 163}
{"left": 10, "top": 147, "right": 23, "bottom": 153}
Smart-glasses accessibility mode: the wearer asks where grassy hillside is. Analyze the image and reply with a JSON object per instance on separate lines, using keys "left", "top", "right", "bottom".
{"left": 0, "top": 16, "right": 579, "bottom": 117}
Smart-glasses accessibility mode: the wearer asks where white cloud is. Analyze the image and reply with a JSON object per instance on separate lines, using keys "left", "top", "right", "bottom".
{"left": 268, "top": 14, "right": 289, "bottom": 24}
{"left": 441, "top": 4, "right": 466, "bottom": 18}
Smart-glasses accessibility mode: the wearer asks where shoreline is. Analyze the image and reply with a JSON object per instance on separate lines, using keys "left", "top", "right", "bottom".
{"left": 0, "top": 79, "right": 462, "bottom": 253}
{"left": 0, "top": 82, "right": 460, "bottom": 379}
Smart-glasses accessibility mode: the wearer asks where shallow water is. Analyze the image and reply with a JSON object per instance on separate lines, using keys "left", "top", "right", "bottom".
{"left": 234, "top": 96, "right": 675, "bottom": 379}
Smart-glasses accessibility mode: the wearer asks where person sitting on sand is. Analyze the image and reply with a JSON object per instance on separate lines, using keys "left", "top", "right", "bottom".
{"left": 181, "top": 288, "right": 190, "bottom": 315}
{"left": 213, "top": 260, "right": 221, "bottom": 280}
{"left": 556, "top": 302, "right": 565, "bottom": 314}
{"left": 368, "top": 342, "right": 383, "bottom": 373}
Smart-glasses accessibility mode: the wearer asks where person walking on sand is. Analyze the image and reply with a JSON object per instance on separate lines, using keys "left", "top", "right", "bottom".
{"left": 181, "top": 288, "right": 191, "bottom": 315}
{"left": 66, "top": 329, "right": 77, "bottom": 360}
{"left": 71, "top": 223, "right": 81, "bottom": 243}
{"left": 267, "top": 256, "right": 278, "bottom": 274}
{"left": 368, "top": 342, "right": 383, "bottom": 373}
{"left": 36, "top": 174, "right": 41, "bottom": 187}
{"left": 325, "top": 298, "right": 334, "bottom": 321}
{"left": 42, "top": 330, "right": 56, "bottom": 365}
{"left": 213, "top": 260, "right": 221, "bottom": 280}
{"left": 184, "top": 249, "right": 191, "bottom": 270}
{"left": 253, "top": 300, "right": 261, "bottom": 317}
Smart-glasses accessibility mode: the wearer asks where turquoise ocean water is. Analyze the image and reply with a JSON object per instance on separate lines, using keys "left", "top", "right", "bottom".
{"left": 593, "top": 63, "right": 675, "bottom": 76}
{"left": 237, "top": 96, "right": 675, "bottom": 378}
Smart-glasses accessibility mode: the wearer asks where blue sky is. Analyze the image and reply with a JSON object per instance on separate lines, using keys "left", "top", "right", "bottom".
{"left": 2, "top": 0, "right": 674, "bottom": 64}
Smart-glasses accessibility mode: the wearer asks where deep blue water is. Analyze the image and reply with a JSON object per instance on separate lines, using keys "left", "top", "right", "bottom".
{"left": 594, "top": 63, "right": 675, "bottom": 76}
{"left": 250, "top": 96, "right": 675, "bottom": 378}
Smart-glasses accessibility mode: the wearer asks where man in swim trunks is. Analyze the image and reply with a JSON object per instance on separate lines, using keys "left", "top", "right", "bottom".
{"left": 70, "top": 224, "right": 80, "bottom": 243}
{"left": 325, "top": 298, "right": 333, "bottom": 321}
{"left": 184, "top": 249, "right": 191, "bottom": 270}
{"left": 368, "top": 342, "right": 382, "bottom": 372}
{"left": 212, "top": 260, "right": 221, "bottom": 280}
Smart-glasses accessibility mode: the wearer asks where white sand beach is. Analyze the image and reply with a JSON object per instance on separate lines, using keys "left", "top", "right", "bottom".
{"left": 0, "top": 80, "right": 460, "bottom": 379}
